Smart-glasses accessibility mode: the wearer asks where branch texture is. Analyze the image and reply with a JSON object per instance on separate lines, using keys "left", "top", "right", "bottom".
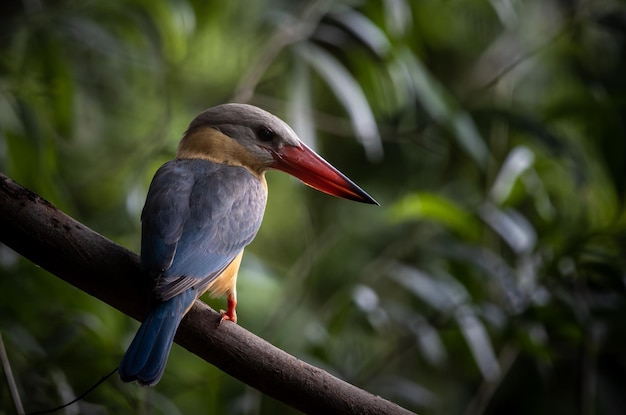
{"left": 0, "top": 173, "right": 415, "bottom": 415}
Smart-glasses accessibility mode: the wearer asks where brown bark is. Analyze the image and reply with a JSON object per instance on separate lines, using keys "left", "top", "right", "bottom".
{"left": 0, "top": 173, "right": 415, "bottom": 415}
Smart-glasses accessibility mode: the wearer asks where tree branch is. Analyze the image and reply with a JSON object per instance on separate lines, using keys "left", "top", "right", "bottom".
{"left": 0, "top": 173, "right": 415, "bottom": 415}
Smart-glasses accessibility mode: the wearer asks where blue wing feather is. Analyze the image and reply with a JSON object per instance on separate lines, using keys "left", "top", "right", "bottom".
{"left": 139, "top": 162, "right": 194, "bottom": 275}
{"left": 119, "top": 289, "right": 195, "bottom": 386}
{"left": 120, "top": 159, "right": 267, "bottom": 385}
{"left": 140, "top": 159, "right": 266, "bottom": 299}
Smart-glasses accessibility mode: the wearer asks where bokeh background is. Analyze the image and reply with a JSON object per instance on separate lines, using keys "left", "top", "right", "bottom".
{"left": 2, "top": 0, "right": 626, "bottom": 414}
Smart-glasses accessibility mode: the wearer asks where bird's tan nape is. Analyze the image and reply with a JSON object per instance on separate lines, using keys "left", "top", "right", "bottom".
{"left": 177, "top": 127, "right": 267, "bottom": 180}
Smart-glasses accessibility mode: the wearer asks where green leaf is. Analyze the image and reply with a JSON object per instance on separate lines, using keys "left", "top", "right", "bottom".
{"left": 287, "top": 56, "right": 317, "bottom": 150}
{"left": 330, "top": 9, "right": 391, "bottom": 58}
{"left": 455, "top": 307, "right": 500, "bottom": 381}
{"left": 296, "top": 42, "right": 383, "bottom": 160}
{"left": 399, "top": 48, "right": 490, "bottom": 167}
{"left": 388, "top": 192, "right": 482, "bottom": 241}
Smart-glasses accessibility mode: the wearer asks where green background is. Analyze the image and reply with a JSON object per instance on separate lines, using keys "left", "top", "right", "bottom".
{"left": 1, "top": 0, "right": 626, "bottom": 414}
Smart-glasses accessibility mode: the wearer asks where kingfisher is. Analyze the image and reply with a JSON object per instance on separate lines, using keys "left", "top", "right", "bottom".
{"left": 119, "top": 103, "right": 377, "bottom": 386}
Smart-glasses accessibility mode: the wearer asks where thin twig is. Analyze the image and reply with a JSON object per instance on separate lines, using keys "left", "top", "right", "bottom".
{"left": 467, "top": 21, "right": 573, "bottom": 99}
{"left": 463, "top": 344, "right": 519, "bottom": 415}
{"left": 25, "top": 368, "right": 118, "bottom": 415}
{"left": 232, "top": 0, "right": 333, "bottom": 103}
{"left": 0, "top": 331, "right": 25, "bottom": 415}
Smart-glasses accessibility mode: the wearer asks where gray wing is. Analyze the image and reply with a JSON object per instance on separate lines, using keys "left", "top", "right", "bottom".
{"left": 140, "top": 160, "right": 266, "bottom": 301}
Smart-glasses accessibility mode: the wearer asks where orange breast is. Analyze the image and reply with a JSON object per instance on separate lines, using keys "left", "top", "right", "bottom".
{"left": 205, "top": 250, "right": 244, "bottom": 298}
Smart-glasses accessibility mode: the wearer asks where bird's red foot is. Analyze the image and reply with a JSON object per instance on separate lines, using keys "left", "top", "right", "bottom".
{"left": 218, "top": 297, "right": 237, "bottom": 326}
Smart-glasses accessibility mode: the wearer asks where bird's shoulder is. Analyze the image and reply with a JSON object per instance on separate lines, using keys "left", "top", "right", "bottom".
{"left": 144, "top": 158, "right": 265, "bottom": 210}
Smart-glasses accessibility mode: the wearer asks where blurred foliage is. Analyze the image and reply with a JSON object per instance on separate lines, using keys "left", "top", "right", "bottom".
{"left": 1, "top": 0, "right": 626, "bottom": 414}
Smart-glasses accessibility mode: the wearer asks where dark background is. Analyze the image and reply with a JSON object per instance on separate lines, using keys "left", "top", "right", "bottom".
{"left": 1, "top": 0, "right": 626, "bottom": 414}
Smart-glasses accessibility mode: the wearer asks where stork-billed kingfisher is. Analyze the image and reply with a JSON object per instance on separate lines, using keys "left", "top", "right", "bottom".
{"left": 119, "top": 103, "right": 377, "bottom": 386}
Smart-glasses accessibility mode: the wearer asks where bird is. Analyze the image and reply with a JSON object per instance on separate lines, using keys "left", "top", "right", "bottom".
{"left": 118, "top": 103, "right": 377, "bottom": 386}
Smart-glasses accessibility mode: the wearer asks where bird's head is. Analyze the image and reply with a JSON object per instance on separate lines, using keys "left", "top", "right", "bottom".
{"left": 178, "top": 103, "right": 378, "bottom": 205}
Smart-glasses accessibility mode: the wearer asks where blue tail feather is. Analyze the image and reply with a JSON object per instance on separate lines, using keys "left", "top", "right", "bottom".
{"left": 119, "top": 289, "right": 195, "bottom": 386}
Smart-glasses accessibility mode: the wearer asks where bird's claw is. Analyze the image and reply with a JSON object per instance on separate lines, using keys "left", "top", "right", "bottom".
{"left": 218, "top": 308, "right": 237, "bottom": 327}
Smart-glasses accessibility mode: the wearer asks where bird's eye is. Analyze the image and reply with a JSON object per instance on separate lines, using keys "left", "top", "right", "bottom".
{"left": 257, "top": 127, "right": 274, "bottom": 142}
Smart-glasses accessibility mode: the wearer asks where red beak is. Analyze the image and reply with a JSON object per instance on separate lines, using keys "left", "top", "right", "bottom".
{"left": 269, "top": 142, "right": 378, "bottom": 205}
